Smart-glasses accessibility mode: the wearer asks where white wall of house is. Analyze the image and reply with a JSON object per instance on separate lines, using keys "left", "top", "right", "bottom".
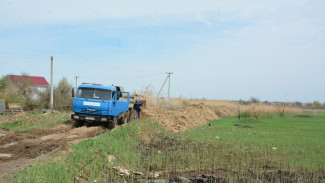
{"left": 32, "top": 85, "right": 48, "bottom": 100}
{"left": 36, "top": 86, "right": 48, "bottom": 92}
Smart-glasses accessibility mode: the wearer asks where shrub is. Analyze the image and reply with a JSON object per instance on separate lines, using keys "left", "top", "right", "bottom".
{"left": 53, "top": 77, "right": 73, "bottom": 110}
{"left": 313, "top": 101, "right": 321, "bottom": 108}
{"left": 0, "top": 75, "right": 25, "bottom": 108}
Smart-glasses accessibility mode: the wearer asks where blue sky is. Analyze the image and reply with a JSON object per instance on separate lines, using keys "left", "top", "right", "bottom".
{"left": 0, "top": 0, "right": 324, "bottom": 102}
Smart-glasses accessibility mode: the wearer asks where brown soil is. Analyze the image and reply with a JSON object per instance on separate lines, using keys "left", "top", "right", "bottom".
{"left": 0, "top": 121, "right": 108, "bottom": 177}
{"left": 143, "top": 103, "right": 238, "bottom": 132}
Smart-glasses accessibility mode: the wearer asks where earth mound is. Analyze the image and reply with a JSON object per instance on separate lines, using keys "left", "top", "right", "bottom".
{"left": 144, "top": 103, "right": 238, "bottom": 132}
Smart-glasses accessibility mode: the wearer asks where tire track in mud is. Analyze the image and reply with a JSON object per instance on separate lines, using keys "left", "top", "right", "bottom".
{"left": 0, "top": 121, "right": 108, "bottom": 177}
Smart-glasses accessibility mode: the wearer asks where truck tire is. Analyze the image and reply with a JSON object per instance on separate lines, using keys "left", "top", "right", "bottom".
{"left": 74, "top": 120, "right": 84, "bottom": 127}
{"left": 84, "top": 121, "right": 90, "bottom": 127}
{"left": 118, "top": 116, "right": 123, "bottom": 125}
{"left": 120, "top": 116, "right": 127, "bottom": 124}
{"left": 127, "top": 111, "right": 132, "bottom": 122}
{"left": 118, "top": 112, "right": 126, "bottom": 125}
{"left": 108, "top": 117, "right": 117, "bottom": 129}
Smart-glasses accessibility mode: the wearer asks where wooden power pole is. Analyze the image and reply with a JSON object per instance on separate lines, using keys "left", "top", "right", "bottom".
{"left": 74, "top": 76, "right": 79, "bottom": 89}
{"left": 50, "top": 56, "right": 54, "bottom": 111}
{"left": 167, "top": 72, "right": 173, "bottom": 99}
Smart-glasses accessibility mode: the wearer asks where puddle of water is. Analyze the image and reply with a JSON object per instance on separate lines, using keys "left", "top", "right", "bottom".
{"left": 0, "top": 142, "right": 18, "bottom": 148}
{"left": 0, "top": 153, "right": 12, "bottom": 158}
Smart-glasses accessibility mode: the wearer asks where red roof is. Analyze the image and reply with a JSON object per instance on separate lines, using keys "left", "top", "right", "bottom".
{"left": 8, "top": 75, "right": 49, "bottom": 86}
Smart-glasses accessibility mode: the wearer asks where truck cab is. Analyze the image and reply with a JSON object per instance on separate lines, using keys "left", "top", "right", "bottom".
{"left": 71, "top": 84, "right": 133, "bottom": 128}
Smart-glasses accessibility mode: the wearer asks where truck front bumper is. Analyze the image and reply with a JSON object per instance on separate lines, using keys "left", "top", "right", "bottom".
{"left": 71, "top": 113, "right": 110, "bottom": 122}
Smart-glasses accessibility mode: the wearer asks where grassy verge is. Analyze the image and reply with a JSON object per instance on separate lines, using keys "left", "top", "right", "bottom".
{"left": 1, "top": 112, "right": 325, "bottom": 182}
{"left": 0, "top": 111, "right": 70, "bottom": 132}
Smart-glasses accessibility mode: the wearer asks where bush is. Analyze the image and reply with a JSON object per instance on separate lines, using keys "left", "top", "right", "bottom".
{"left": 53, "top": 77, "right": 73, "bottom": 110}
{"left": 313, "top": 101, "right": 321, "bottom": 108}
{"left": 37, "top": 87, "right": 50, "bottom": 109}
{"left": 0, "top": 75, "right": 25, "bottom": 108}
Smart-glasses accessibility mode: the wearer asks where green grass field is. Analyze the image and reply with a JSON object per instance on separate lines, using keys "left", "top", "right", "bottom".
{"left": 1, "top": 112, "right": 324, "bottom": 182}
{"left": 0, "top": 111, "right": 70, "bottom": 132}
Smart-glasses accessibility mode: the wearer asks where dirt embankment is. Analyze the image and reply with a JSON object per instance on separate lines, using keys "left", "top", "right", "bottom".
{"left": 0, "top": 122, "right": 107, "bottom": 177}
{"left": 144, "top": 103, "right": 238, "bottom": 132}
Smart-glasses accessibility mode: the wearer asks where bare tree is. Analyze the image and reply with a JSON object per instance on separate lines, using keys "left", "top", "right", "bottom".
{"left": 250, "top": 97, "right": 260, "bottom": 104}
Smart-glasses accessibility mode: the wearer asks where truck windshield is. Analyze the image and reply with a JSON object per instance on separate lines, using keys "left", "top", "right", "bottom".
{"left": 77, "top": 88, "right": 112, "bottom": 100}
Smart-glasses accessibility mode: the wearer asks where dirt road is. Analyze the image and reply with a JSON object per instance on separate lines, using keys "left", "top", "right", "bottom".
{"left": 0, "top": 121, "right": 108, "bottom": 177}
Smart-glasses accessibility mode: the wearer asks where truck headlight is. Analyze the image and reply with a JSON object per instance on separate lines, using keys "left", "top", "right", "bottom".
{"left": 74, "top": 115, "right": 79, "bottom": 119}
{"left": 101, "top": 118, "right": 107, "bottom": 121}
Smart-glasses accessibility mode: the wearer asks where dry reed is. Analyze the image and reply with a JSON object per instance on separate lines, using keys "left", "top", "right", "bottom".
{"left": 137, "top": 86, "right": 301, "bottom": 114}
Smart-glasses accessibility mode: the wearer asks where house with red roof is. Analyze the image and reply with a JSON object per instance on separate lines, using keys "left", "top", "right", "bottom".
{"left": 8, "top": 75, "right": 49, "bottom": 99}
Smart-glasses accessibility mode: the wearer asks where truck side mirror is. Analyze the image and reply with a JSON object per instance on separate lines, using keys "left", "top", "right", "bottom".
{"left": 72, "top": 88, "right": 75, "bottom": 97}
{"left": 112, "top": 92, "right": 116, "bottom": 104}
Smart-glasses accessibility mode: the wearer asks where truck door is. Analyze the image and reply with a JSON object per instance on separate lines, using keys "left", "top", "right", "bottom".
{"left": 110, "top": 92, "right": 129, "bottom": 116}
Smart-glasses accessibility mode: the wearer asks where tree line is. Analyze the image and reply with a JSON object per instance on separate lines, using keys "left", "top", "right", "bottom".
{"left": 239, "top": 97, "right": 325, "bottom": 108}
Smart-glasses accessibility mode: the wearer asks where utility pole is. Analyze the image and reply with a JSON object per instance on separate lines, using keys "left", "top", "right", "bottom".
{"left": 167, "top": 72, "right": 173, "bottom": 99}
{"left": 50, "top": 56, "right": 54, "bottom": 111}
{"left": 157, "top": 72, "right": 173, "bottom": 98}
{"left": 74, "top": 76, "right": 79, "bottom": 89}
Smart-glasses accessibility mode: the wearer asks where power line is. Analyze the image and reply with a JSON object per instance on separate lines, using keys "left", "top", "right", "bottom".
{"left": 0, "top": 53, "right": 50, "bottom": 59}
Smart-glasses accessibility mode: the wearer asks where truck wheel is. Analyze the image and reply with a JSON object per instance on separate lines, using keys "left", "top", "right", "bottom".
{"left": 84, "top": 121, "right": 90, "bottom": 127}
{"left": 118, "top": 114, "right": 124, "bottom": 125}
{"left": 121, "top": 116, "right": 127, "bottom": 124}
{"left": 128, "top": 111, "right": 132, "bottom": 122}
{"left": 74, "top": 120, "right": 84, "bottom": 127}
{"left": 108, "top": 117, "right": 117, "bottom": 129}
{"left": 118, "top": 114, "right": 127, "bottom": 125}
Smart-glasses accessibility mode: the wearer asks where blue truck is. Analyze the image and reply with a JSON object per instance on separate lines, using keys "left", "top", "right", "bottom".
{"left": 71, "top": 83, "right": 134, "bottom": 128}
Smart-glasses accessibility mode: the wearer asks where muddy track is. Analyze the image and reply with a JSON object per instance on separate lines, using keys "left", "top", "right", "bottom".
{"left": 0, "top": 121, "right": 108, "bottom": 177}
